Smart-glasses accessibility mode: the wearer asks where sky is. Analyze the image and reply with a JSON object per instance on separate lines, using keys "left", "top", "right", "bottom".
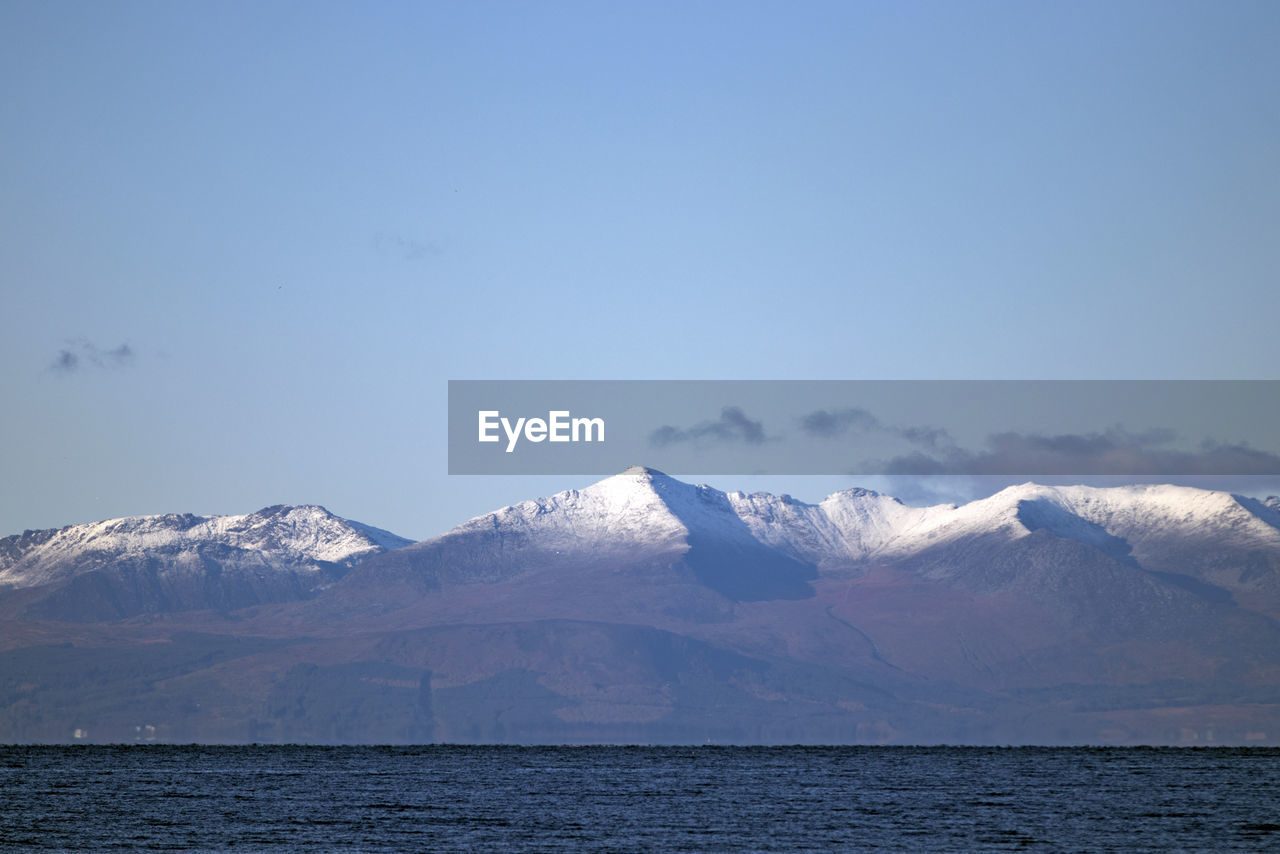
{"left": 2, "top": 0, "right": 1279, "bottom": 540}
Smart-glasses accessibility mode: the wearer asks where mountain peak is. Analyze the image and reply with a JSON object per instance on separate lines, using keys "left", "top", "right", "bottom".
{"left": 823, "top": 486, "right": 890, "bottom": 502}
{"left": 619, "top": 465, "right": 669, "bottom": 478}
{"left": 253, "top": 503, "right": 332, "bottom": 517}
{"left": 586, "top": 466, "right": 694, "bottom": 506}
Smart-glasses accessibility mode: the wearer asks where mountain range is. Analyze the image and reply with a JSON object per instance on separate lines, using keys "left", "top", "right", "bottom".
{"left": 3, "top": 467, "right": 1279, "bottom": 745}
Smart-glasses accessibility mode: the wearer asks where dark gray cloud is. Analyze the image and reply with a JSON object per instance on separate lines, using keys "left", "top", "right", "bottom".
{"left": 801, "top": 403, "right": 1280, "bottom": 476}
{"left": 898, "top": 425, "right": 952, "bottom": 450}
{"left": 800, "top": 407, "right": 952, "bottom": 450}
{"left": 650, "top": 406, "right": 770, "bottom": 447}
{"left": 52, "top": 350, "right": 79, "bottom": 372}
{"left": 876, "top": 427, "right": 1280, "bottom": 476}
{"left": 799, "top": 407, "right": 881, "bottom": 438}
{"left": 50, "top": 339, "right": 135, "bottom": 374}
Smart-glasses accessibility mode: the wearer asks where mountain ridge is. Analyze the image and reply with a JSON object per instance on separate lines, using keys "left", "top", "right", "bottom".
{"left": 343, "top": 471, "right": 1280, "bottom": 609}
{"left": 0, "top": 504, "right": 412, "bottom": 621}
{"left": 3, "top": 472, "right": 1280, "bottom": 744}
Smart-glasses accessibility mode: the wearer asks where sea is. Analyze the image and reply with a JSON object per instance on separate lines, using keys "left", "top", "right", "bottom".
{"left": 2, "top": 745, "right": 1279, "bottom": 851}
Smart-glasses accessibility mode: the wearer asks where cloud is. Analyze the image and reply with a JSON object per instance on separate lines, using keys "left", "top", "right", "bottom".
{"left": 650, "top": 406, "right": 770, "bottom": 447}
{"left": 800, "top": 407, "right": 952, "bottom": 450}
{"left": 50, "top": 339, "right": 136, "bottom": 374}
{"left": 52, "top": 349, "right": 79, "bottom": 372}
{"left": 373, "top": 232, "right": 441, "bottom": 261}
{"left": 106, "top": 343, "right": 133, "bottom": 362}
{"left": 799, "top": 407, "right": 881, "bottom": 438}
{"left": 876, "top": 426, "right": 1280, "bottom": 476}
{"left": 898, "top": 424, "right": 952, "bottom": 450}
{"left": 800, "top": 403, "right": 1280, "bottom": 476}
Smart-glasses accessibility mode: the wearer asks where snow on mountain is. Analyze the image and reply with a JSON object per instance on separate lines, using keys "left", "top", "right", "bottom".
{"left": 439, "top": 471, "right": 1280, "bottom": 576}
{"left": 1017, "top": 483, "right": 1278, "bottom": 542}
{"left": 348, "top": 469, "right": 1280, "bottom": 622}
{"left": 0, "top": 505, "right": 411, "bottom": 591}
{"left": 445, "top": 465, "right": 689, "bottom": 558}
{"left": 7, "top": 471, "right": 1279, "bottom": 622}
{"left": 0, "top": 505, "right": 413, "bottom": 621}
{"left": 5, "top": 473, "right": 1280, "bottom": 744}
{"left": 355, "top": 466, "right": 817, "bottom": 600}
{"left": 861, "top": 482, "right": 1280, "bottom": 559}
{"left": 439, "top": 466, "right": 946, "bottom": 570}
{"left": 721, "top": 487, "right": 940, "bottom": 569}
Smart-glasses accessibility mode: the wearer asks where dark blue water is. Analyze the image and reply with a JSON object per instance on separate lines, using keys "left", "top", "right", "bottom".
{"left": 2, "top": 746, "right": 1279, "bottom": 851}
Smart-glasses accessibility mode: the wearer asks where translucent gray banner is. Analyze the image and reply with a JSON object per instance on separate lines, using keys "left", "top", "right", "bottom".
{"left": 448, "top": 380, "right": 1280, "bottom": 476}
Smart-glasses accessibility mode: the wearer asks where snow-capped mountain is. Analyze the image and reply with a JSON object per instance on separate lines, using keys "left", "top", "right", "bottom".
{"left": 348, "top": 466, "right": 1280, "bottom": 614}
{"left": 315, "top": 470, "right": 1280, "bottom": 744}
{"left": 0, "top": 505, "right": 411, "bottom": 621}
{"left": 349, "top": 466, "right": 821, "bottom": 601}
{"left": 4, "top": 471, "right": 1280, "bottom": 745}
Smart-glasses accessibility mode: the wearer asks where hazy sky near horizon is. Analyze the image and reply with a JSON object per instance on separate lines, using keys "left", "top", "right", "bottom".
{"left": 3, "top": 1, "right": 1279, "bottom": 539}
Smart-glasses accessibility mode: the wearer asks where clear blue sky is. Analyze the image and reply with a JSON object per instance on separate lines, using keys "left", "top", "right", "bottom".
{"left": 3, "top": 1, "right": 1278, "bottom": 539}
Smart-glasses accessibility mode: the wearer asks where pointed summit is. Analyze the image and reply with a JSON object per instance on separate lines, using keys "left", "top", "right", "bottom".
{"left": 620, "top": 465, "right": 669, "bottom": 478}
{"left": 584, "top": 466, "right": 695, "bottom": 512}
{"left": 602, "top": 466, "right": 689, "bottom": 497}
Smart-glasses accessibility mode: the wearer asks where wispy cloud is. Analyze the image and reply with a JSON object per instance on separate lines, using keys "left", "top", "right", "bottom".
{"left": 50, "top": 339, "right": 135, "bottom": 374}
{"left": 650, "top": 406, "right": 770, "bottom": 447}
{"left": 373, "top": 232, "right": 441, "bottom": 261}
